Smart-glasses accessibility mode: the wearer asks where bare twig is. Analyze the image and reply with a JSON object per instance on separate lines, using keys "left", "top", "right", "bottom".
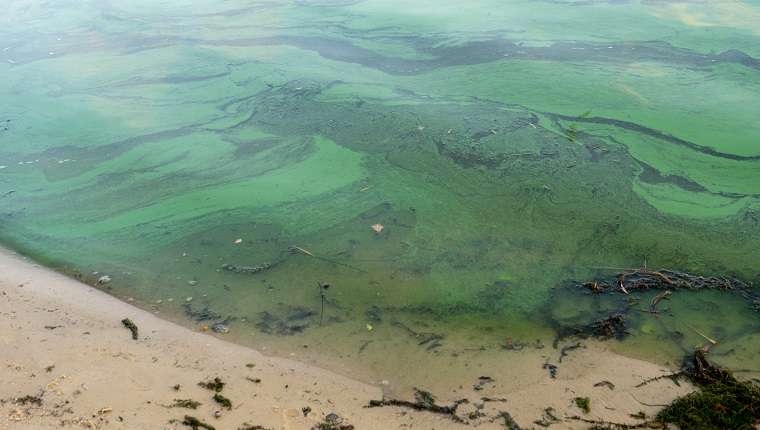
{"left": 601, "top": 267, "right": 676, "bottom": 285}
{"left": 649, "top": 291, "right": 671, "bottom": 313}
{"left": 291, "top": 245, "right": 315, "bottom": 257}
{"left": 685, "top": 324, "right": 717, "bottom": 345}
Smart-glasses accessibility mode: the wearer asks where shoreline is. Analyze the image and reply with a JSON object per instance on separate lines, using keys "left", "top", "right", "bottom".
{"left": 0, "top": 247, "right": 696, "bottom": 429}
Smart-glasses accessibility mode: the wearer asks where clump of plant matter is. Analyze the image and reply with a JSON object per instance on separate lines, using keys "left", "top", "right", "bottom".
{"left": 656, "top": 349, "right": 760, "bottom": 429}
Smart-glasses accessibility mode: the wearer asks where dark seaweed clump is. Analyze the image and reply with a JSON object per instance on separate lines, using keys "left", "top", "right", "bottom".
{"left": 592, "top": 314, "right": 627, "bottom": 340}
{"left": 121, "top": 318, "right": 138, "bottom": 340}
{"left": 182, "top": 415, "right": 215, "bottom": 430}
{"left": 368, "top": 387, "right": 468, "bottom": 423}
{"left": 656, "top": 350, "right": 760, "bottom": 429}
{"left": 213, "top": 393, "right": 232, "bottom": 410}
{"left": 198, "top": 377, "right": 225, "bottom": 392}
{"left": 170, "top": 399, "right": 201, "bottom": 409}
{"left": 14, "top": 395, "right": 43, "bottom": 406}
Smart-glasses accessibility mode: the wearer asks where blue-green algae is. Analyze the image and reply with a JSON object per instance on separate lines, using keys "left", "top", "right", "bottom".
{"left": 1, "top": 0, "right": 759, "bottom": 393}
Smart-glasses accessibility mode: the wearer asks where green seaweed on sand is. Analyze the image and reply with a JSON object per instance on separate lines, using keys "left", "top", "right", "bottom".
{"left": 168, "top": 399, "right": 201, "bottom": 409}
{"left": 574, "top": 350, "right": 760, "bottom": 429}
{"left": 182, "top": 415, "right": 215, "bottom": 430}
{"left": 655, "top": 349, "right": 760, "bottom": 429}
{"left": 198, "top": 377, "right": 225, "bottom": 392}
{"left": 368, "top": 388, "right": 468, "bottom": 423}
{"left": 121, "top": 318, "right": 138, "bottom": 340}
{"left": 574, "top": 397, "right": 591, "bottom": 414}
{"left": 213, "top": 393, "right": 232, "bottom": 410}
{"left": 415, "top": 388, "right": 436, "bottom": 407}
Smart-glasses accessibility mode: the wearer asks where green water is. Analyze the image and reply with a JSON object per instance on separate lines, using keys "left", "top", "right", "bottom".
{"left": 2, "top": 0, "right": 759, "bottom": 394}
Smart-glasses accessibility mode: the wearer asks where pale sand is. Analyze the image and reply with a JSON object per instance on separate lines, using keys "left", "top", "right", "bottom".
{"left": 0, "top": 247, "right": 696, "bottom": 429}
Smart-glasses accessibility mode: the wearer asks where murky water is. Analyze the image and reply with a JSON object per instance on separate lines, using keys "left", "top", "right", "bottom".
{"left": 2, "top": 0, "right": 759, "bottom": 395}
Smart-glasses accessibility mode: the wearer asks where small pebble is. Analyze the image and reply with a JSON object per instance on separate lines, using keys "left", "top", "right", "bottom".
{"left": 214, "top": 411, "right": 221, "bottom": 419}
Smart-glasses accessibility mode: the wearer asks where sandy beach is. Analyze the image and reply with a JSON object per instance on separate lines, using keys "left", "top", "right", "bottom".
{"left": 1, "top": 246, "right": 697, "bottom": 429}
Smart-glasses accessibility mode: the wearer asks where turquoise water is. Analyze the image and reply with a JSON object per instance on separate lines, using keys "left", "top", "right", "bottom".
{"left": 2, "top": 0, "right": 759, "bottom": 394}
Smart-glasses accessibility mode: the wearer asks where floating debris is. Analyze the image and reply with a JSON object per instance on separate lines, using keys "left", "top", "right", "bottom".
{"left": 371, "top": 223, "right": 384, "bottom": 233}
{"left": 221, "top": 262, "right": 272, "bottom": 274}
{"left": 552, "top": 268, "right": 757, "bottom": 343}
{"left": 592, "top": 314, "right": 628, "bottom": 340}
{"left": 501, "top": 338, "right": 545, "bottom": 351}
{"left": 391, "top": 320, "right": 446, "bottom": 349}
{"left": 649, "top": 290, "right": 671, "bottom": 313}
{"left": 290, "top": 245, "right": 315, "bottom": 257}
{"left": 591, "top": 267, "right": 752, "bottom": 293}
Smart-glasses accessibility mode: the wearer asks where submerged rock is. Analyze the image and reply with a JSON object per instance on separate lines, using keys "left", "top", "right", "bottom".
{"left": 211, "top": 321, "right": 229, "bottom": 333}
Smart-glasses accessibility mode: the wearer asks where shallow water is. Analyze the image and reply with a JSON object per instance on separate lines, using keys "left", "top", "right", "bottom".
{"left": 2, "top": 0, "right": 759, "bottom": 395}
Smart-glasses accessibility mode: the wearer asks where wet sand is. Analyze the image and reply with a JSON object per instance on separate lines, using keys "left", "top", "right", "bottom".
{"left": 0, "top": 247, "right": 696, "bottom": 429}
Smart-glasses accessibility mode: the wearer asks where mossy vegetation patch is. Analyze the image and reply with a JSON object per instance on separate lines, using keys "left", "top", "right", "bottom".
{"left": 655, "top": 350, "right": 760, "bottom": 430}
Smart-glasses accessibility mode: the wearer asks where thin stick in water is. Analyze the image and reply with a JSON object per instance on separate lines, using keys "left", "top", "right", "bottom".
{"left": 292, "top": 245, "right": 315, "bottom": 257}
{"left": 686, "top": 323, "right": 717, "bottom": 345}
{"left": 318, "top": 282, "right": 328, "bottom": 325}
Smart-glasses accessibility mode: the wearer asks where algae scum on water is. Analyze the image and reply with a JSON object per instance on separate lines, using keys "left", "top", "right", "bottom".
{"left": 1, "top": 0, "right": 760, "bottom": 393}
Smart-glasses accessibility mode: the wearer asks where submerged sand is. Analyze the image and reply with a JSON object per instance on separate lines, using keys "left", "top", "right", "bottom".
{"left": 0, "top": 247, "right": 696, "bottom": 429}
